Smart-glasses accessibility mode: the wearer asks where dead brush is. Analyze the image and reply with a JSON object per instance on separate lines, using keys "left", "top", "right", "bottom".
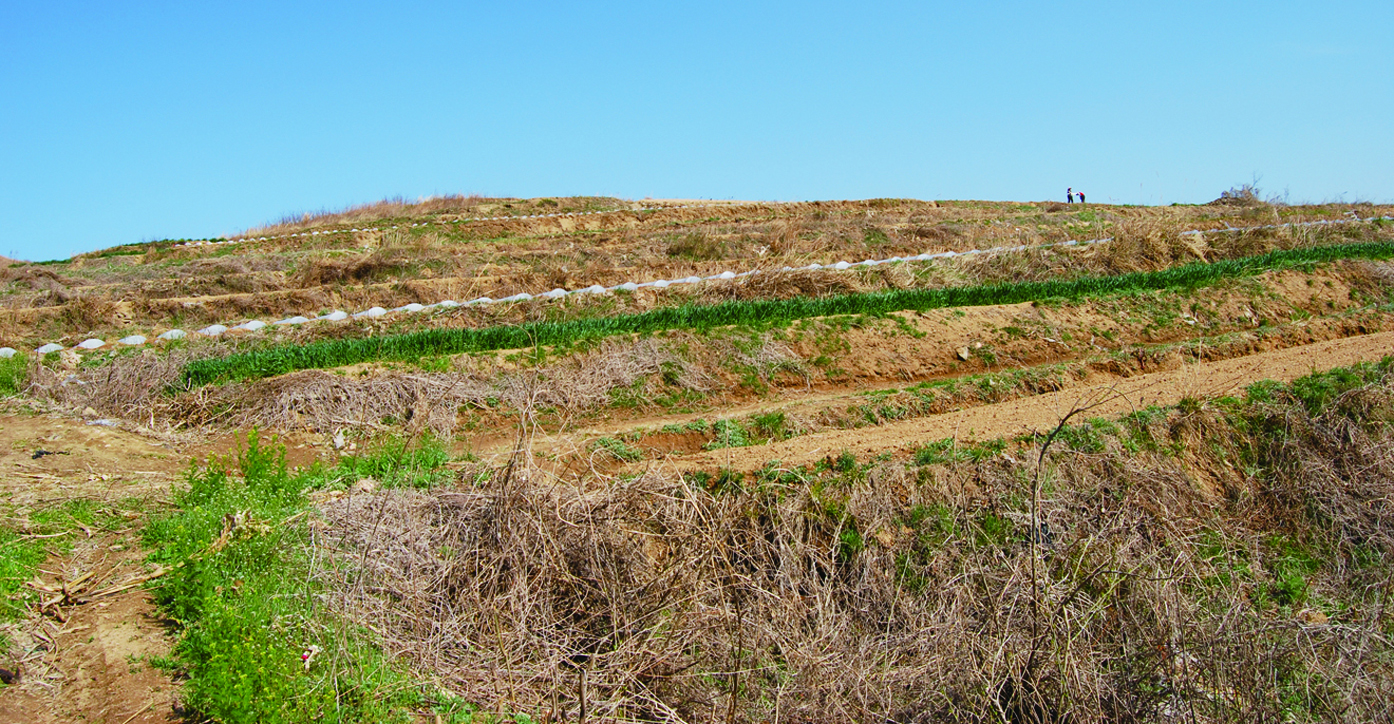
{"left": 241, "top": 194, "right": 489, "bottom": 236}
{"left": 0, "top": 264, "right": 69, "bottom": 300}
{"left": 300, "top": 302, "right": 1394, "bottom": 724}
{"left": 23, "top": 347, "right": 211, "bottom": 425}
{"left": 228, "top": 370, "right": 494, "bottom": 438}
{"left": 763, "top": 218, "right": 807, "bottom": 256}
{"left": 908, "top": 222, "right": 960, "bottom": 244}
{"left": 49, "top": 295, "right": 116, "bottom": 329}
{"left": 312, "top": 419, "right": 1394, "bottom": 722}
{"left": 293, "top": 237, "right": 455, "bottom": 287}
{"left": 1252, "top": 376, "right": 1394, "bottom": 555}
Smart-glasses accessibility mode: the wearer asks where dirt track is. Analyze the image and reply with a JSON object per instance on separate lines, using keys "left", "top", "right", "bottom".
{"left": 654, "top": 329, "right": 1394, "bottom": 473}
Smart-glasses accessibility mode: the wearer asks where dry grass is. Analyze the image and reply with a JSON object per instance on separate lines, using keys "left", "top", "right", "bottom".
{"left": 6, "top": 201, "right": 1392, "bottom": 347}
{"left": 695, "top": 268, "right": 864, "bottom": 303}
{"left": 309, "top": 387, "right": 1394, "bottom": 722}
{"left": 242, "top": 194, "right": 492, "bottom": 236}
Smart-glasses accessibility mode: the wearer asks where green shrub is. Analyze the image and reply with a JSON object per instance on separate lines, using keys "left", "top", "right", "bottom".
{"left": 750, "top": 410, "right": 788, "bottom": 441}
{"left": 592, "top": 436, "right": 643, "bottom": 462}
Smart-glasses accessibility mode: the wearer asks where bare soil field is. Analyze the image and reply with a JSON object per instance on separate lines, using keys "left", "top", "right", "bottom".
{"left": 3, "top": 196, "right": 1394, "bottom": 722}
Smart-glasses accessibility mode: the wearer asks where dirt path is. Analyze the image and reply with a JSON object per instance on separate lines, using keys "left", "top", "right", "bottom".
{"left": 650, "top": 330, "right": 1394, "bottom": 473}
{"left": 0, "top": 413, "right": 191, "bottom": 723}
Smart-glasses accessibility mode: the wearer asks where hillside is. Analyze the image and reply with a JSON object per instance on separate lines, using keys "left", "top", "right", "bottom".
{"left": 3, "top": 196, "right": 1394, "bottom": 723}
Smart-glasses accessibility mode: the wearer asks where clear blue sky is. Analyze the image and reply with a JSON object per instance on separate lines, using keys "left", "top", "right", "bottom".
{"left": 3, "top": 1, "right": 1391, "bottom": 261}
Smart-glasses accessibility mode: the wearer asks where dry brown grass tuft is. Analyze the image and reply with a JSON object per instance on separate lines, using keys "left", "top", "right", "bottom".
{"left": 1087, "top": 219, "right": 1205, "bottom": 274}
{"left": 242, "top": 194, "right": 494, "bottom": 236}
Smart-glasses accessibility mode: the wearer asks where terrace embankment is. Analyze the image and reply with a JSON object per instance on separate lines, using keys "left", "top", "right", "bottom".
{"left": 655, "top": 329, "right": 1394, "bottom": 473}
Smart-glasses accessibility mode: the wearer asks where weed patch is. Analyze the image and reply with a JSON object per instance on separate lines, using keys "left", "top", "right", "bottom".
{"left": 0, "top": 353, "right": 26, "bottom": 396}
{"left": 142, "top": 431, "right": 456, "bottom": 722}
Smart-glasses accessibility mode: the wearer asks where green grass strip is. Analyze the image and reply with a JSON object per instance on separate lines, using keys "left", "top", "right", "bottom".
{"left": 182, "top": 240, "right": 1394, "bottom": 387}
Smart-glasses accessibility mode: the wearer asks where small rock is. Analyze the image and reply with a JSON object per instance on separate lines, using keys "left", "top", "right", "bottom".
{"left": 957, "top": 347, "right": 971, "bottom": 361}
{"left": 331, "top": 430, "right": 346, "bottom": 450}
{"left": 82, "top": 406, "right": 99, "bottom": 418}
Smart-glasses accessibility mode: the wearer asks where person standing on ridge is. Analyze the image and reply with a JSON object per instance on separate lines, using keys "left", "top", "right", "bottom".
{"left": 1067, "top": 188, "right": 1074, "bottom": 204}
{"left": 1078, "top": 191, "right": 1086, "bottom": 204}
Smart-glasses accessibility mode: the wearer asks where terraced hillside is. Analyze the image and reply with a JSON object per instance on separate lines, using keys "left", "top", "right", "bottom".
{"left": 4, "top": 196, "right": 1394, "bottom": 723}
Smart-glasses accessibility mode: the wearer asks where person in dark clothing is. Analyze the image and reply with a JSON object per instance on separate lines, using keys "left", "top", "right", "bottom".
{"left": 1077, "top": 191, "right": 1085, "bottom": 204}
{"left": 1067, "top": 188, "right": 1074, "bottom": 204}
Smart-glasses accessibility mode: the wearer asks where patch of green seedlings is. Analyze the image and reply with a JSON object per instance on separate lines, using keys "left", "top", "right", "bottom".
{"left": 703, "top": 418, "right": 752, "bottom": 450}
{"left": 0, "top": 352, "right": 27, "bottom": 395}
{"left": 660, "top": 418, "right": 712, "bottom": 435}
{"left": 182, "top": 240, "right": 1394, "bottom": 386}
{"left": 1255, "top": 535, "right": 1324, "bottom": 611}
{"left": 142, "top": 430, "right": 467, "bottom": 723}
{"left": 912, "top": 437, "right": 1009, "bottom": 466}
{"left": 592, "top": 436, "right": 644, "bottom": 462}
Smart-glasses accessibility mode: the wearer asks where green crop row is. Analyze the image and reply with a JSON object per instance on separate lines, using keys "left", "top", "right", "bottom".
{"left": 181, "top": 240, "right": 1394, "bottom": 387}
